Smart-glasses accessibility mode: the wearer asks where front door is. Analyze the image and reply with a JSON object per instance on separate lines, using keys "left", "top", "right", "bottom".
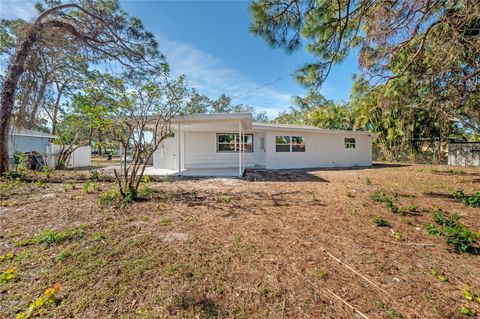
{"left": 158, "top": 136, "right": 177, "bottom": 170}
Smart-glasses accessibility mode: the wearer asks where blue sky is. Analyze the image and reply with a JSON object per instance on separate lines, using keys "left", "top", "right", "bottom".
{"left": 0, "top": 0, "right": 360, "bottom": 117}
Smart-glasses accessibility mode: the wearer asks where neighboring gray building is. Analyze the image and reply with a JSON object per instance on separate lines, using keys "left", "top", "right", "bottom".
{"left": 8, "top": 127, "right": 57, "bottom": 164}
{"left": 448, "top": 142, "right": 480, "bottom": 167}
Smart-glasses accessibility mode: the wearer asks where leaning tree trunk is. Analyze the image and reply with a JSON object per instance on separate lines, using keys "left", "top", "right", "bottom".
{"left": 0, "top": 26, "right": 41, "bottom": 173}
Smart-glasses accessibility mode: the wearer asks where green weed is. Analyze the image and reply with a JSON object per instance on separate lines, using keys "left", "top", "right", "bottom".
{"left": 16, "top": 229, "right": 85, "bottom": 247}
{"left": 425, "top": 209, "right": 479, "bottom": 253}
{"left": 430, "top": 269, "right": 447, "bottom": 282}
{"left": 0, "top": 252, "right": 14, "bottom": 262}
{"left": 373, "top": 216, "right": 390, "bottom": 227}
{"left": 365, "top": 177, "right": 372, "bottom": 185}
{"left": 451, "top": 190, "right": 480, "bottom": 207}
{"left": 0, "top": 267, "right": 17, "bottom": 285}
{"left": 15, "top": 284, "right": 61, "bottom": 319}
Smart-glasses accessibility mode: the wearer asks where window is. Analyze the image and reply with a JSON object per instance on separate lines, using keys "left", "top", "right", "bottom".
{"left": 292, "top": 136, "right": 306, "bottom": 152}
{"left": 217, "top": 133, "right": 253, "bottom": 153}
{"left": 345, "top": 138, "right": 356, "bottom": 149}
{"left": 275, "top": 136, "right": 290, "bottom": 152}
{"left": 275, "top": 136, "right": 306, "bottom": 152}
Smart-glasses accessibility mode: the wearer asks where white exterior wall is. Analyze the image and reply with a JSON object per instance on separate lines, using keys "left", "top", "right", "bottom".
{"left": 265, "top": 130, "right": 372, "bottom": 169}
{"left": 47, "top": 144, "right": 92, "bottom": 168}
{"left": 183, "top": 131, "right": 266, "bottom": 168}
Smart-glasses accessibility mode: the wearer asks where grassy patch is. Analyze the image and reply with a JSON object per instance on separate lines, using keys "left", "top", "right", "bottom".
{"left": 16, "top": 229, "right": 85, "bottom": 247}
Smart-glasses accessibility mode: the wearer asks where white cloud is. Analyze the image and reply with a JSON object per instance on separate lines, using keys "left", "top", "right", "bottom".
{"left": 0, "top": 0, "right": 36, "bottom": 20}
{"left": 156, "top": 35, "right": 301, "bottom": 117}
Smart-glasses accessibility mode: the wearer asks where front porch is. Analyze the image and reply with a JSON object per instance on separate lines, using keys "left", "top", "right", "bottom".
{"left": 153, "top": 113, "right": 261, "bottom": 177}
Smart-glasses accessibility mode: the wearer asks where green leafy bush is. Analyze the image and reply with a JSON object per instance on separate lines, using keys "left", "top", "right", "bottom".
{"left": 425, "top": 209, "right": 479, "bottom": 253}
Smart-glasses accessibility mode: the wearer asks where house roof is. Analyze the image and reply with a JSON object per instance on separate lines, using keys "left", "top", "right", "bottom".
{"left": 154, "top": 113, "right": 375, "bottom": 136}
{"left": 9, "top": 127, "right": 57, "bottom": 139}
{"left": 252, "top": 122, "right": 375, "bottom": 136}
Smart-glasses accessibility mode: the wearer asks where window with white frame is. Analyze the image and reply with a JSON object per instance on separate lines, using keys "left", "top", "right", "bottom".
{"left": 217, "top": 133, "right": 253, "bottom": 153}
{"left": 292, "top": 136, "right": 306, "bottom": 152}
{"left": 275, "top": 136, "right": 306, "bottom": 152}
{"left": 345, "top": 138, "right": 356, "bottom": 149}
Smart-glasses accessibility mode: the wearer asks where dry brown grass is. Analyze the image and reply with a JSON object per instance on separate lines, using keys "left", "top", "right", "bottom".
{"left": 0, "top": 163, "right": 479, "bottom": 318}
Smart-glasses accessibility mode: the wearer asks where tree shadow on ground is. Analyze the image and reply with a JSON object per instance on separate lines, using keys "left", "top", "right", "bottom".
{"left": 244, "top": 169, "right": 329, "bottom": 182}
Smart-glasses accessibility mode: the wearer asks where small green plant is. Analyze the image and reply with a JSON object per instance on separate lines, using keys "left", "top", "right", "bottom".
{"left": 307, "top": 267, "right": 327, "bottom": 280}
{"left": 216, "top": 195, "right": 231, "bottom": 204}
{"left": 365, "top": 177, "right": 371, "bottom": 185}
{"left": 451, "top": 190, "right": 480, "bottom": 207}
{"left": 425, "top": 209, "right": 479, "bottom": 253}
{"left": 0, "top": 252, "right": 14, "bottom": 262}
{"left": 99, "top": 189, "right": 121, "bottom": 205}
{"left": 346, "top": 191, "right": 353, "bottom": 197}
{"left": 393, "top": 231, "right": 401, "bottom": 240}
{"left": 142, "top": 174, "right": 152, "bottom": 183}
{"left": 42, "top": 166, "right": 55, "bottom": 179}
{"left": 56, "top": 249, "right": 72, "bottom": 262}
{"left": 90, "top": 170, "right": 100, "bottom": 180}
{"left": 0, "top": 267, "right": 17, "bottom": 284}
{"left": 407, "top": 205, "right": 417, "bottom": 213}
{"left": 82, "top": 181, "right": 90, "bottom": 193}
{"left": 163, "top": 175, "right": 172, "bottom": 183}
{"left": 369, "top": 191, "right": 390, "bottom": 203}
{"left": 373, "top": 216, "right": 390, "bottom": 227}
{"left": 92, "top": 232, "right": 106, "bottom": 241}
{"left": 16, "top": 284, "right": 61, "bottom": 319}
{"left": 34, "top": 180, "right": 45, "bottom": 187}
{"left": 460, "top": 305, "right": 476, "bottom": 317}
{"left": 463, "top": 285, "right": 480, "bottom": 304}
{"left": 430, "top": 269, "right": 447, "bottom": 282}
{"left": 160, "top": 217, "right": 171, "bottom": 226}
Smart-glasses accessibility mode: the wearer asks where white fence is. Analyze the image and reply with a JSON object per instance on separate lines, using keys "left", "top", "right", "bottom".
{"left": 46, "top": 144, "right": 91, "bottom": 168}
{"left": 448, "top": 143, "right": 480, "bottom": 167}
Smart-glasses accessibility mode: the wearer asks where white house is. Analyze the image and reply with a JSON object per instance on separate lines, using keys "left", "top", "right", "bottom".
{"left": 151, "top": 113, "right": 374, "bottom": 177}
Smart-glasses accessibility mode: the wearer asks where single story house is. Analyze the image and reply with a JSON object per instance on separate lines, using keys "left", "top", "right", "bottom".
{"left": 8, "top": 127, "right": 57, "bottom": 165}
{"left": 151, "top": 113, "right": 374, "bottom": 177}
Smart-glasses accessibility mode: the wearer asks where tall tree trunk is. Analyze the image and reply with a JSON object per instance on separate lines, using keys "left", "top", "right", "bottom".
{"left": 0, "top": 26, "right": 41, "bottom": 173}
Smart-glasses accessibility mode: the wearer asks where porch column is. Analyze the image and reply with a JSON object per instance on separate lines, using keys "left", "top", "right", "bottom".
{"left": 177, "top": 124, "right": 181, "bottom": 173}
{"left": 238, "top": 121, "right": 242, "bottom": 177}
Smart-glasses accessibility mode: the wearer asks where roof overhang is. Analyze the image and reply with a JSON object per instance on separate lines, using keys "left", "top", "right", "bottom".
{"left": 252, "top": 122, "right": 376, "bottom": 137}
{"left": 172, "top": 113, "right": 252, "bottom": 129}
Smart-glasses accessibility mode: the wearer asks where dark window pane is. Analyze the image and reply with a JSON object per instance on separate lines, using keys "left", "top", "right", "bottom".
{"left": 218, "top": 134, "right": 235, "bottom": 143}
{"left": 218, "top": 144, "right": 236, "bottom": 152}
{"left": 276, "top": 136, "right": 290, "bottom": 144}
{"left": 345, "top": 138, "right": 356, "bottom": 149}
{"left": 292, "top": 136, "right": 305, "bottom": 145}
{"left": 292, "top": 145, "right": 305, "bottom": 152}
{"left": 276, "top": 145, "right": 290, "bottom": 152}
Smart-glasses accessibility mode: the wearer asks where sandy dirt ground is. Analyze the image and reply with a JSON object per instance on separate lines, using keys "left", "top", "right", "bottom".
{"left": 0, "top": 163, "right": 479, "bottom": 318}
